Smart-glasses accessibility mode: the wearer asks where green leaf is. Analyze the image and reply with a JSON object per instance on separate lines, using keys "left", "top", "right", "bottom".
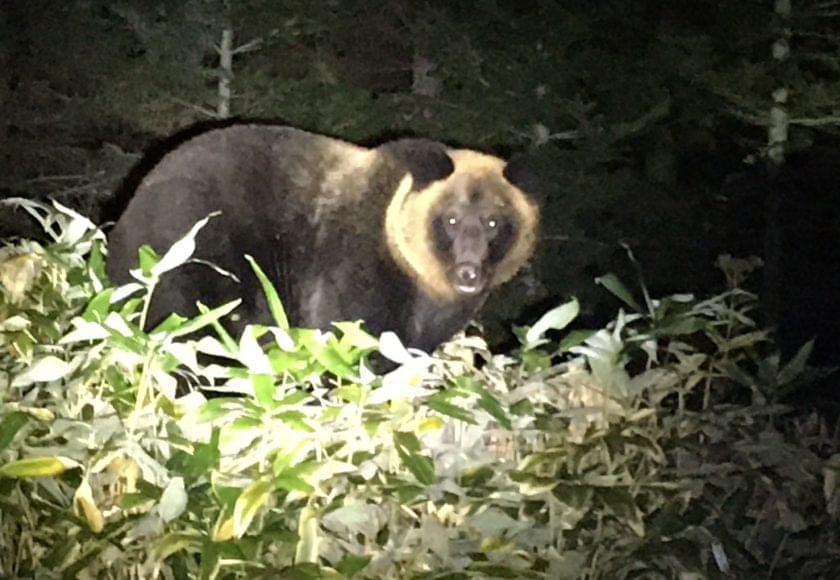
{"left": 595, "top": 273, "right": 641, "bottom": 311}
{"left": 333, "top": 320, "right": 379, "bottom": 351}
{"left": 120, "top": 297, "right": 144, "bottom": 318}
{"left": 0, "top": 456, "right": 78, "bottom": 478}
{"left": 726, "top": 329, "right": 770, "bottom": 350}
{"left": 279, "top": 563, "right": 324, "bottom": 579}
{"left": 558, "top": 329, "right": 597, "bottom": 352}
{"left": 521, "top": 349, "right": 552, "bottom": 371}
{"left": 275, "top": 475, "right": 314, "bottom": 494}
{"left": 196, "top": 301, "right": 239, "bottom": 353}
{"left": 652, "top": 315, "right": 707, "bottom": 336}
{"left": 245, "top": 254, "right": 289, "bottom": 330}
{"left": 196, "top": 398, "right": 247, "bottom": 423}
{"left": 87, "top": 238, "right": 107, "bottom": 281}
{"left": 82, "top": 288, "right": 114, "bottom": 322}
{"left": 334, "top": 384, "right": 363, "bottom": 404}
{"left": 394, "top": 432, "right": 435, "bottom": 484}
{"left": 273, "top": 445, "right": 311, "bottom": 475}
{"left": 41, "top": 537, "right": 77, "bottom": 571}
{"left": 476, "top": 391, "right": 512, "bottom": 430}
{"left": 228, "top": 416, "right": 262, "bottom": 432}
{"left": 165, "top": 299, "right": 242, "bottom": 339}
{"left": 138, "top": 244, "right": 160, "bottom": 277}
{"left": 296, "top": 329, "right": 355, "bottom": 377}
{"left": 174, "top": 433, "right": 221, "bottom": 481}
{"left": 268, "top": 349, "right": 309, "bottom": 376}
{"left": 393, "top": 431, "right": 422, "bottom": 454}
{"left": 150, "top": 311, "right": 189, "bottom": 334}
{"left": 718, "top": 361, "right": 755, "bottom": 388}
{"left": 510, "top": 399, "right": 534, "bottom": 417}
{"left": 394, "top": 483, "right": 424, "bottom": 504}
{"left": 252, "top": 373, "right": 276, "bottom": 408}
{"left": 233, "top": 479, "right": 273, "bottom": 538}
{"left": 106, "top": 332, "right": 146, "bottom": 355}
{"left": 401, "top": 453, "right": 435, "bottom": 486}
{"left": 599, "top": 488, "right": 645, "bottom": 536}
{"left": 276, "top": 390, "right": 311, "bottom": 406}
{"left": 467, "top": 564, "right": 523, "bottom": 578}
{"left": 198, "top": 539, "right": 221, "bottom": 580}
{"left": 151, "top": 532, "right": 202, "bottom": 562}
{"left": 0, "top": 412, "right": 29, "bottom": 453}
{"left": 426, "top": 397, "right": 477, "bottom": 424}
{"left": 336, "top": 554, "right": 372, "bottom": 577}
{"left": 461, "top": 466, "right": 495, "bottom": 487}
{"left": 778, "top": 339, "right": 814, "bottom": 386}
{"left": 277, "top": 411, "right": 315, "bottom": 432}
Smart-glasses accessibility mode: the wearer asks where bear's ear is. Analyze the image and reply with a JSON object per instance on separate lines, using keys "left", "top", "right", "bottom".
{"left": 381, "top": 138, "right": 455, "bottom": 191}
{"left": 503, "top": 153, "right": 543, "bottom": 203}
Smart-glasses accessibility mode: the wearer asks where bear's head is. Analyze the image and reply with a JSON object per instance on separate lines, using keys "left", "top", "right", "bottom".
{"left": 383, "top": 141, "right": 540, "bottom": 302}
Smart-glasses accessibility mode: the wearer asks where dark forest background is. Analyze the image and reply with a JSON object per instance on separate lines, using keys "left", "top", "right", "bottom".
{"left": 2, "top": 0, "right": 839, "bottom": 404}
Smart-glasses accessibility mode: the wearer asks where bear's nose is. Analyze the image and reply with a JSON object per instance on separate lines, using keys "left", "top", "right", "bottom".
{"left": 454, "top": 263, "right": 482, "bottom": 295}
{"left": 456, "top": 264, "right": 478, "bottom": 283}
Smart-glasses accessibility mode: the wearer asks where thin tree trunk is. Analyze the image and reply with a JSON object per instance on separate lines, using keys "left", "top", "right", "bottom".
{"left": 217, "top": 29, "right": 234, "bottom": 119}
{"left": 763, "top": 0, "right": 792, "bottom": 333}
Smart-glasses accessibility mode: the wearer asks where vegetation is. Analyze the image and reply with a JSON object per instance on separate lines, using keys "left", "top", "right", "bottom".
{"left": 1, "top": 200, "right": 837, "bottom": 579}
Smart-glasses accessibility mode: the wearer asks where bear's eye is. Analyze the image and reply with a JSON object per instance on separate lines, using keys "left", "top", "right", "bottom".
{"left": 447, "top": 216, "right": 458, "bottom": 226}
{"left": 487, "top": 218, "right": 497, "bottom": 229}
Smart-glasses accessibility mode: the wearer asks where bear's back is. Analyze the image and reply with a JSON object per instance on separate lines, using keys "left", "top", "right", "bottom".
{"left": 105, "top": 125, "right": 397, "bottom": 336}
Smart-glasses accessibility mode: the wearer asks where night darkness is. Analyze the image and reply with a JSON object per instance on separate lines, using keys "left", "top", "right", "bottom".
{"left": 1, "top": 1, "right": 840, "bottom": 577}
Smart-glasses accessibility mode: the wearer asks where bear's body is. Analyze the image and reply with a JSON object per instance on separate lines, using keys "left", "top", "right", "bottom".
{"left": 106, "top": 125, "right": 538, "bottom": 353}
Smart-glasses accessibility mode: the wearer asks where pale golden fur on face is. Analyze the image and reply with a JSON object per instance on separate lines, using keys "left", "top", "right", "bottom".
{"left": 385, "top": 149, "right": 539, "bottom": 301}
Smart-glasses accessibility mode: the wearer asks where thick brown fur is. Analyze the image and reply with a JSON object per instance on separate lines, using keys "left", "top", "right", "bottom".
{"left": 106, "top": 125, "right": 539, "bottom": 353}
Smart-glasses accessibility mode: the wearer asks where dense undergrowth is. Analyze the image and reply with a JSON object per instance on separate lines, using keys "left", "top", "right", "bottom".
{"left": 0, "top": 199, "right": 838, "bottom": 579}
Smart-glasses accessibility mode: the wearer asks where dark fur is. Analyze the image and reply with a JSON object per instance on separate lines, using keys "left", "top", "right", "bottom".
{"left": 106, "top": 125, "right": 537, "bottom": 353}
